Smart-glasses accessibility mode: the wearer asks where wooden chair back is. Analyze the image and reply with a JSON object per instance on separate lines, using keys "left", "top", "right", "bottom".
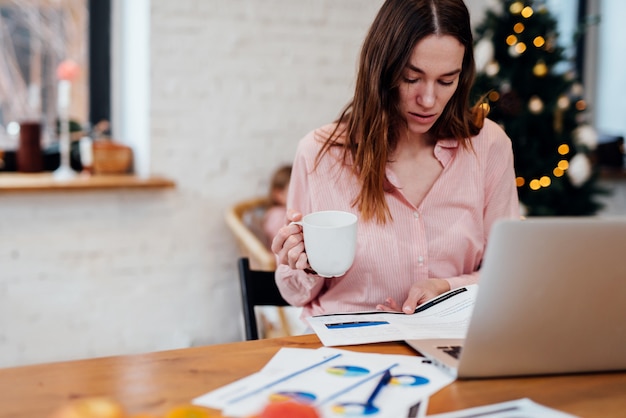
{"left": 237, "top": 257, "right": 289, "bottom": 340}
{"left": 225, "top": 197, "right": 275, "bottom": 271}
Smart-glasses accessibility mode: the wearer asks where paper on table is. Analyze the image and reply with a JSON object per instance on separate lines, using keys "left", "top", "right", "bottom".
{"left": 426, "top": 398, "right": 580, "bottom": 418}
{"left": 192, "top": 348, "right": 342, "bottom": 411}
{"left": 306, "top": 285, "right": 478, "bottom": 347}
{"left": 192, "top": 347, "right": 454, "bottom": 418}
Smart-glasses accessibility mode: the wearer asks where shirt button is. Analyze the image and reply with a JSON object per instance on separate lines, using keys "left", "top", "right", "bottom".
{"left": 418, "top": 255, "right": 424, "bottom": 265}
{"left": 413, "top": 211, "right": 420, "bottom": 219}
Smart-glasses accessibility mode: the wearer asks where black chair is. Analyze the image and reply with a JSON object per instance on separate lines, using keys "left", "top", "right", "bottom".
{"left": 237, "top": 257, "right": 290, "bottom": 340}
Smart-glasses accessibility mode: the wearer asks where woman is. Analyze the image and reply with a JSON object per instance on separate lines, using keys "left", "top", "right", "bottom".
{"left": 271, "top": 0, "right": 520, "bottom": 319}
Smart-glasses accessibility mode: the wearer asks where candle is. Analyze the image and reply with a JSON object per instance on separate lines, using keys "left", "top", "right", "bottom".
{"left": 57, "top": 80, "right": 71, "bottom": 113}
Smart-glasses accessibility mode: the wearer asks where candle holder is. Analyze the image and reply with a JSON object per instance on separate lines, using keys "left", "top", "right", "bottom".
{"left": 54, "top": 61, "right": 80, "bottom": 180}
{"left": 53, "top": 106, "right": 76, "bottom": 179}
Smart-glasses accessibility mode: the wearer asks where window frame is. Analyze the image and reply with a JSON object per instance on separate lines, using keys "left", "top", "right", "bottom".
{"left": 88, "top": 0, "right": 111, "bottom": 128}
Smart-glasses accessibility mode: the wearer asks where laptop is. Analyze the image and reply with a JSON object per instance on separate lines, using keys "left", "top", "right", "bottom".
{"left": 407, "top": 217, "right": 626, "bottom": 379}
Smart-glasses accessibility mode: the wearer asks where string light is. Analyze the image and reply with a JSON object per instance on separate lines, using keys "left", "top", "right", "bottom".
{"left": 557, "top": 95, "right": 570, "bottom": 109}
{"left": 533, "top": 60, "right": 548, "bottom": 77}
{"left": 510, "top": 1, "right": 524, "bottom": 14}
{"left": 533, "top": 36, "right": 545, "bottom": 48}
{"left": 529, "top": 179, "right": 541, "bottom": 190}
{"left": 515, "top": 42, "right": 527, "bottom": 54}
{"left": 521, "top": 6, "right": 534, "bottom": 18}
{"left": 528, "top": 96, "right": 544, "bottom": 113}
{"left": 485, "top": 61, "right": 500, "bottom": 76}
{"left": 517, "top": 145, "right": 573, "bottom": 190}
{"left": 514, "top": 22, "right": 525, "bottom": 33}
{"left": 506, "top": 35, "right": 518, "bottom": 46}
{"left": 575, "top": 100, "right": 587, "bottom": 111}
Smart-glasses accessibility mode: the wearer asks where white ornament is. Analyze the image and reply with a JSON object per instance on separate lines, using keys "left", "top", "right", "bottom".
{"left": 475, "top": 36, "right": 495, "bottom": 72}
{"left": 528, "top": 96, "right": 544, "bottom": 113}
{"left": 567, "top": 153, "right": 592, "bottom": 187}
{"left": 572, "top": 124, "right": 598, "bottom": 151}
{"left": 485, "top": 61, "right": 500, "bottom": 76}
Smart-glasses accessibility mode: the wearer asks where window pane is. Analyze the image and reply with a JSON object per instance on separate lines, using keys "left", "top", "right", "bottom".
{"left": 0, "top": 0, "right": 88, "bottom": 149}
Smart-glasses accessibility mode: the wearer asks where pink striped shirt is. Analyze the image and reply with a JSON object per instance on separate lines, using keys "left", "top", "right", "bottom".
{"left": 276, "top": 118, "right": 520, "bottom": 317}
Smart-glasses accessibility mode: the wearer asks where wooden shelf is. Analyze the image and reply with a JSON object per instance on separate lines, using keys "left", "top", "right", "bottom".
{"left": 0, "top": 172, "right": 175, "bottom": 192}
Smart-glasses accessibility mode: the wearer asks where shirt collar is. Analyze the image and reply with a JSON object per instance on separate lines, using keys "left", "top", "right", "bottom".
{"left": 434, "top": 139, "right": 459, "bottom": 167}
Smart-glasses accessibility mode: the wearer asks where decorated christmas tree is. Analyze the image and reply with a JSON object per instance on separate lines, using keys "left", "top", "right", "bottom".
{"left": 472, "top": 0, "right": 606, "bottom": 216}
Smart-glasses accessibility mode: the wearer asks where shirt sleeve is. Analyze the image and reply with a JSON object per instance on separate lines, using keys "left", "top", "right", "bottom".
{"left": 274, "top": 130, "right": 327, "bottom": 306}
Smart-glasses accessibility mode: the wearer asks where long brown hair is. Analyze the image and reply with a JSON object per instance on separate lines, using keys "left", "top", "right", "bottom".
{"left": 316, "top": 0, "right": 486, "bottom": 223}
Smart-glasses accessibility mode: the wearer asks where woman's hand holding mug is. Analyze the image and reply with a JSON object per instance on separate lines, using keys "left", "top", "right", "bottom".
{"left": 272, "top": 209, "right": 309, "bottom": 271}
{"left": 272, "top": 209, "right": 358, "bottom": 278}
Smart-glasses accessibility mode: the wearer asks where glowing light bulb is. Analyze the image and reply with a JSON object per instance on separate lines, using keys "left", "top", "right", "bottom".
{"left": 514, "top": 23, "right": 525, "bottom": 33}
{"left": 515, "top": 42, "right": 527, "bottom": 54}
{"left": 528, "top": 96, "right": 544, "bottom": 113}
{"left": 516, "top": 177, "right": 525, "bottom": 187}
{"left": 571, "top": 83, "right": 584, "bottom": 96}
{"left": 558, "top": 144, "right": 570, "bottom": 155}
{"left": 529, "top": 179, "right": 541, "bottom": 190}
{"left": 506, "top": 35, "right": 518, "bottom": 46}
{"left": 485, "top": 61, "right": 500, "bottom": 76}
{"left": 539, "top": 176, "right": 551, "bottom": 187}
{"left": 558, "top": 160, "right": 569, "bottom": 170}
{"left": 521, "top": 6, "right": 534, "bottom": 18}
{"left": 533, "top": 61, "right": 548, "bottom": 77}
{"left": 557, "top": 95, "right": 570, "bottom": 109}
{"left": 510, "top": 2, "right": 524, "bottom": 14}
{"left": 533, "top": 36, "right": 546, "bottom": 47}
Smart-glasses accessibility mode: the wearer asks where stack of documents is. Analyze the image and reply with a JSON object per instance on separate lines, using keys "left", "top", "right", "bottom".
{"left": 192, "top": 347, "right": 455, "bottom": 417}
{"left": 307, "top": 285, "right": 478, "bottom": 347}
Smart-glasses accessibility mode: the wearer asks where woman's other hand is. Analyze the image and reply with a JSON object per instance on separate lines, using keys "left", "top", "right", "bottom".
{"left": 271, "top": 209, "right": 310, "bottom": 271}
{"left": 376, "top": 278, "right": 451, "bottom": 314}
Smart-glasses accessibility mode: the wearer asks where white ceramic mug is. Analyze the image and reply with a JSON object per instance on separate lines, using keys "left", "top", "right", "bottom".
{"left": 292, "top": 210, "right": 358, "bottom": 278}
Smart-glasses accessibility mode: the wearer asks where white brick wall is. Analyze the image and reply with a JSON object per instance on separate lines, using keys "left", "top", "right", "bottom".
{"left": 0, "top": 0, "right": 384, "bottom": 368}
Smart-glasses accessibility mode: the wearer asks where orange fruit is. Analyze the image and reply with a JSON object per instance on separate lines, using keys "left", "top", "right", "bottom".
{"left": 49, "top": 397, "right": 126, "bottom": 418}
{"left": 164, "top": 404, "right": 215, "bottom": 418}
{"left": 255, "top": 401, "right": 320, "bottom": 418}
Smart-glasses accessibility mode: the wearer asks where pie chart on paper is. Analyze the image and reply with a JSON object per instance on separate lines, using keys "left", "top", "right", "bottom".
{"left": 326, "top": 365, "right": 370, "bottom": 377}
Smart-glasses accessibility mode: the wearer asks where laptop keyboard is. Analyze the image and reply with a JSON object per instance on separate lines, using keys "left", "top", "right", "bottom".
{"left": 438, "top": 345, "right": 462, "bottom": 359}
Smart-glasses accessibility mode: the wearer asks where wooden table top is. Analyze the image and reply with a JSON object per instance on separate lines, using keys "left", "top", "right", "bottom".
{"left": 1, "top": 333, "right": 625, "bottom": 417}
